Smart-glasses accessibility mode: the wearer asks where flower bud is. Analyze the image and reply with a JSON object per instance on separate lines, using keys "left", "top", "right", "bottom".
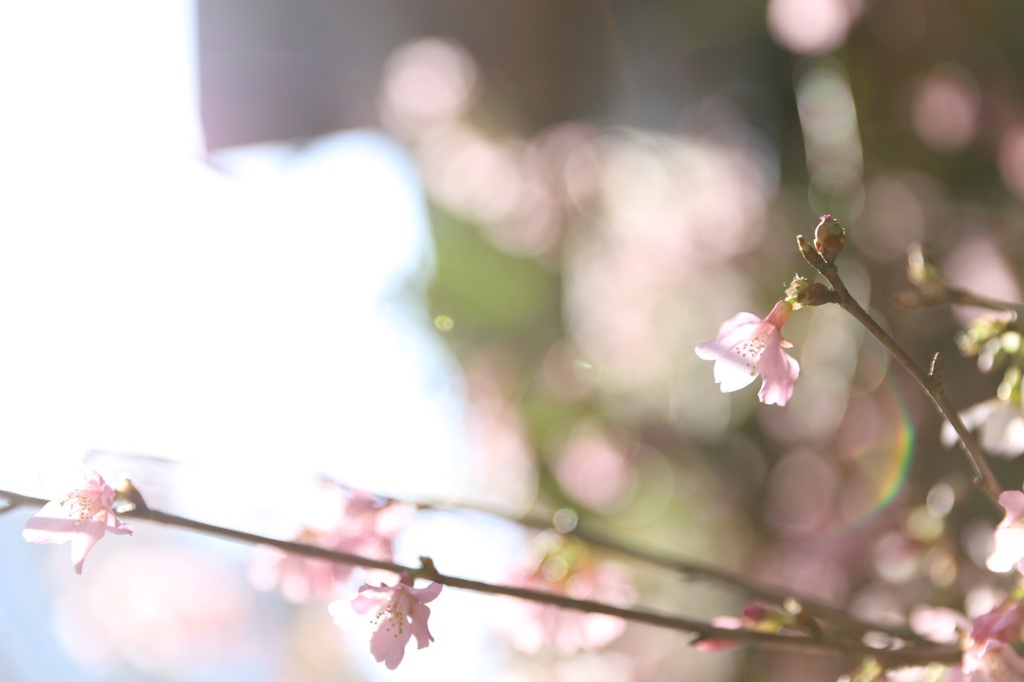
{"left": 797, "top": 235, "right": 827, "bottom": 269}
{"left": 813, "top": 214, "right": 845, "bottom": 263}
{"left": 956, "top": 312, "right": 1015, "bottom": 359}
{"left": 906, "top": 244, "right": 941, "bottom": 287}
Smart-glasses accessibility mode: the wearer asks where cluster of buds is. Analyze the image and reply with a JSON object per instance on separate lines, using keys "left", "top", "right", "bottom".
{"left": 956, "top": 312, "right": 1019, "bottom": 373}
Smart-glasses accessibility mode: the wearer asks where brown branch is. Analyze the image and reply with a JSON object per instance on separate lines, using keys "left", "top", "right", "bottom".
{"left": 797, "top": 235, "right": 1002, "bottom": 504}
{"left": 0, "top": 486, "right": 959, "bottom": 667}
{"left": 895, "top": 245, "right": 1022, "bottom": 314}
{"left": 409, "top": 496, "right": 926, "bottom": 643}
{"left": 895, "top": 285, "right": 1024, "bottom": 314}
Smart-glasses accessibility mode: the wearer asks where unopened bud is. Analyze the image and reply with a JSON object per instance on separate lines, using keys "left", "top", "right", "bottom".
{"left": 797, "top": 235, "right": 827, "bottom": 269}
{"left": 113, "top": 475, "right": 148, "bottom": 513}
{"left": 998, "top": 366, "right": 1021, "bottom": 401}
{"left": 956, "top": 312, "right": 1015, "bottom": 358}
{"left": 740, "top": 603, "right": 770, "bottom": 621}
{"left": 906, "top": 244, "right": 941, "bottom": 287}
{"left": 813, "top": 214, "right": 846, "bottom": 263}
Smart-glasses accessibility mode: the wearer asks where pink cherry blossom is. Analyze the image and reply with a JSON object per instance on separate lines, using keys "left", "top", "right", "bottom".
{"left": 963, "top": 600, "right": 1024, "bottom": 679}
{"left": 909, "top": 601, "right": 1024, "bottom": 681}
{"left": 350, "top": 580, "right": 442, "bottom": 669}
{"left": 248, "top": 487, "right": 409, "bottom": 603}
{"left": 497, "top": 534, "right": 633, "bottom": 655}
{"left": 22, "top": 470, "right": 133, "bottom": 574}
{"left": 695, "top": 300, "right": 800, "bottom": 406}
{"left": 987, "top": 491, "right": 1024, "bottom": 573}
{"left": 248, "top": 528, "right": 352, "bottom": 603}
{"left": 909, "top": 605, "right": 967, "bottom": 645}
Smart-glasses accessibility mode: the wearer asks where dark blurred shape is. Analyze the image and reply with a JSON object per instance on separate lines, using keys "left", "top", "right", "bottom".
{"left": 197, "top": 0, "right": 614, "bottom": 150}
{"left": 198, "top": 0, "right": 398, "bottom": 148}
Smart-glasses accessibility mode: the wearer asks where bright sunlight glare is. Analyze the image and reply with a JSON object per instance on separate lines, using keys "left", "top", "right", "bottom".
{"left": 0, "top": 3, "right": 476, "bottom": 681}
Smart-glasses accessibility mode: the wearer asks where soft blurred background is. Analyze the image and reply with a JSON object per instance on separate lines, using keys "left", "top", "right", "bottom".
{"left": 2, "top": 1, "right": 1024, "bottom": 680}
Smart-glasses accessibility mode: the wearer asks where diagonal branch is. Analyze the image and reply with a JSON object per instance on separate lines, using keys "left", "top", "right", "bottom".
{"left": 408, "top": 495, "right": 926, "bottom": 643}
{"left": 0, "top": 486, "right": 958, "bottom": 667}
{"left": 797, "top": 235, "right": 1002, "bottom": 504}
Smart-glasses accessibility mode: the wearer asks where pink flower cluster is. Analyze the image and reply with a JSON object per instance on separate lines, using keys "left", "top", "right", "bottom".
{"left": 893, "top": 489, "right": 1024, "bottom": 679}
{"left": 22, "top": 472, "right": 442, "bottom": 670}
{"left": 964, "top": 600, "right": 1024, "bottom": 679}
{"left": 248, "top": 487, "right": 406, "bottom": 603}
{"left": 910, "top": 599, "right": 1024, "bottom": 681}
{"left": 245, "top": 485, "right": 445, "bottom": 669}
{"left": 497, "top": 533, "right": 633, "bottom": 655}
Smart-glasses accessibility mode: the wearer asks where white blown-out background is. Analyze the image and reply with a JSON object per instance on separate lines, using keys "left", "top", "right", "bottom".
{"left": 0, "top": 3, "right": 519, "bottom": 681}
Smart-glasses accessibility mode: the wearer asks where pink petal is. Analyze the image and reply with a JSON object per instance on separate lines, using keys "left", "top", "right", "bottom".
{"left": 694, "top": 315, "right": 760, "bottom": 362}
{"left": 352, "top": 592, "right": 384, "bottom": 615}
{"left": 69, "top": 521, "right": 107, "bottom": 574}
{"left": 370, "top": 614, "right": 413, "bottom": 670}
{"left": 988, "top": 527, "right": 1024, "bottom": 573}
{"left": 756, "top": 342, "right": 800, "bottom": 406}
{"left": 407, "top": 581, "right": 442, "bottom": 604}
{"left": 358, "top": 582, "right": 395, "bottom": 596}
{"left": 407, "top": 601, "right": 435, "bottom": 649}
{"left": 909, "top": 605, "right": 967, "bottom": 644}
{"left": 710, "top": 312, "right": 763, "bottom": 341}
{"left": 697, "top": 323, "right": 766, "bottom": 393}
{"left": 712, "top": 356, "right": 761, "bottom": 393}
{"left": 1000, "top": 491, "right": 1024, "bottom": 521}
{"left": 105, "top": 513, "right": 133, "bottom": 535}
{"left": 22, "top": 503, "right": 82, "bottom": 544}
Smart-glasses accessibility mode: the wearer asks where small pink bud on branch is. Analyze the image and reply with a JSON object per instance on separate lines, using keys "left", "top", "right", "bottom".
{"left": 813, "top": 214, "right": 846, "bottom": 264}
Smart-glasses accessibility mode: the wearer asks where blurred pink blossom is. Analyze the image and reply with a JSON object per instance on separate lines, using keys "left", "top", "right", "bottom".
{"left": 248, "top": 488, "right": 408, "bottom": 603}
{"left": 696, "top": 603, "right": 800, "bottom": 652}
{"left": 22, "top": 469, "right": 133, "bottom": 574}
{"left": 350, "top": 580, "right": 442, "bottom": 670}
{"left": 694, "top": 616, "right": 745, "bottom": 652}
{"left": 695, "top": 300, "right": 800, "bottom": 406}
{"left": 498, "top": 534, "right": 633, "bottom": 655}
{"left": 987, "top": 491, "right": 1024, "bottom": 574}
{"left": 963, "top": 600, "right": 1024, "bottom": 679}
{"left": 941, "top": 397, "right": 1024, "bottom": 458}
{"left": 909, "top": 600, "right": 1024, "bottom": 680}
{"left": 248, "top": 528, "right": 353, "bottom": 603}
{"left": 53, "top": 545, "right": 254, "bottom": 674}
{"left": 909, "top": 605, "right": 966, "bottom": 645}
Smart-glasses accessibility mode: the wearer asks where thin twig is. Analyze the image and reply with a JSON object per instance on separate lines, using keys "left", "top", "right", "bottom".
{"left": 0, "top": 486, "right": 959, "bottom": 666}
{"left": 410, "top": 497, "right": 925, "bottom": 642}
{"left": 798, "top": 236, "right": 1002, "bottom": 504}
{"left": 895, "top": 285, "right": 1023, "bottom": 314}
